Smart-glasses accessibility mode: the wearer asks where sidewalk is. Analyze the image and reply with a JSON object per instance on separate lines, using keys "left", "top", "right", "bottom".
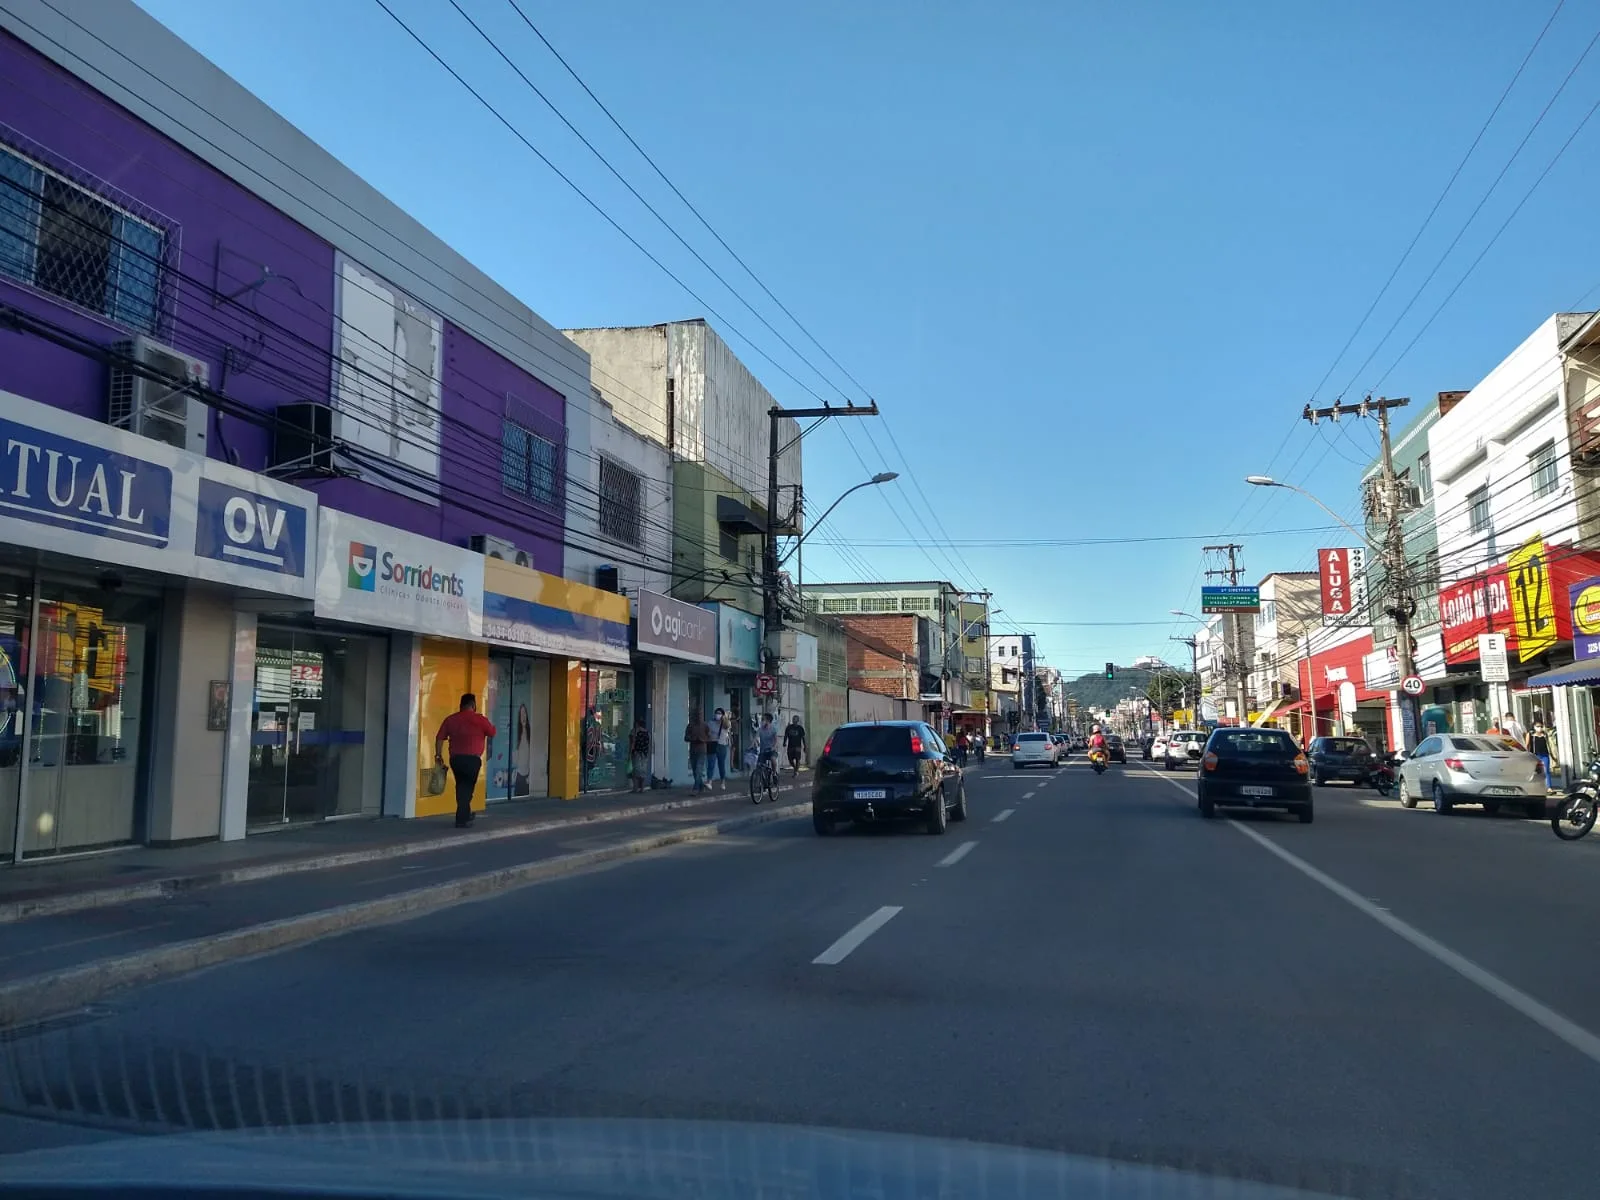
{"left": 0, "top": 774, "right": 808, "bottom": 924}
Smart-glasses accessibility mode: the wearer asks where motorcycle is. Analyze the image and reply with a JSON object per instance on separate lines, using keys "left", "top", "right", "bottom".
{"left": 1089, "top": 748, "right": 1108, "bottom": 775}
{"left": 1552, "top": 757, "right": 1600, "bottom": 841}
{"left": 1369, "top": 754, "right": 1400, "bottom": 797}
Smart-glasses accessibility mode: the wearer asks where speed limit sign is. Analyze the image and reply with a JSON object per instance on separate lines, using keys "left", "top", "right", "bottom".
{"left": 1400, "top": 675, "right": 1425, "bottom": 696}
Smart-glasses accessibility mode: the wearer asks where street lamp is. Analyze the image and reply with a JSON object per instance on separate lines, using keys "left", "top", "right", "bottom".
{"left": 1244, "top": 475, "right": 1383, "bottom": 552}
{"left": 779, "top": 472, "right": 897, "bottom": 565}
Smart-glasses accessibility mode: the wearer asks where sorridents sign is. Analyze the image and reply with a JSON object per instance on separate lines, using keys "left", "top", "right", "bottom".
{"left": 1571, "top": 576, "right": 1600, "bottom": 662}
{"left": 315, "top": 508, "right": 483, "bottom": 637}
{"left": 0, "top": 390, "right": 315, "bottom": 597}
{"left": 712, "top": 602, "right": 763, "bottom": 671}
{"left": 633, "top": 589, "right": 716, "bottom": 664}
{"left": 1318, "top": 547, "right": 1366, "bottom": 626}
{"left": 482, "top": 557, "right": 629, "bottom": 665}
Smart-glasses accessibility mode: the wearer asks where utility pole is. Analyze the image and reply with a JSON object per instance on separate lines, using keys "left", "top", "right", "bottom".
{"left": 1170, "top": 636, "right": 1200, "bottom": 727}
{"left": 764, "top": 403, "right": 879, "bottom": 702}
{"left": 1203, "top": 543, "right": 1248, "bottom": 726}
{"left": 1304, "top": 396, "right": 1417, "bottom": 749}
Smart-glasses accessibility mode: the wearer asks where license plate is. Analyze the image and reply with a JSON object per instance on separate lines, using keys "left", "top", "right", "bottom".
{"left": 1483, "top": 786, "right": 1520, "bottom": 796}
{"left": 854, "top": 789, "right": 886, "bottom": 800}
{"left": 1240, "top": 785, "right": 1274, "bottom": 797}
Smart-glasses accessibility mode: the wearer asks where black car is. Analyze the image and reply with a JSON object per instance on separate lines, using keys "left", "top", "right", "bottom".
{"left": 1196, "top": 727, "right": 1313, "bottom": 824}
{"left": 1307, "top": 736, "right": 1374, "bottom": 786}
{"left": 812, "top": 721, "right": 967, "bottom": 836}
{"left": 1104, "top": 734, "right": 1127, "bottom": 764}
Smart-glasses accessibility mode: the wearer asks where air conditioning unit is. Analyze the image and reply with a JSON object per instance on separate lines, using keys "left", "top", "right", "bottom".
{"left": 107, "top": 336, "right": 208, "bottom": 454}
{"left": 469, "top": 534, "right": 532, "bottom": 569}
{"left": 270, "top": 402, "right": 336, "bottom": 474}
{"left": 594, "top": 565, "right": 619, "bottom": 593}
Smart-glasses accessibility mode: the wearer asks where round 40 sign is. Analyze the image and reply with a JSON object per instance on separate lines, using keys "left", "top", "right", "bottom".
{"left": 1401, "top": 675, "right": 1425, "bottom": 696}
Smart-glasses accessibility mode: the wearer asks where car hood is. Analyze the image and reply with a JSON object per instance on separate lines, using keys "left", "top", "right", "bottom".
{"left": 0, "top": 1118, "right": 1354, "bottom": 1199}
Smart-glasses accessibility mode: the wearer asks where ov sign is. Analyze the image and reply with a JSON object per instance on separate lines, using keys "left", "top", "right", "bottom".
{"left": 195, "top": 478, "right": 309, "bottom": 577}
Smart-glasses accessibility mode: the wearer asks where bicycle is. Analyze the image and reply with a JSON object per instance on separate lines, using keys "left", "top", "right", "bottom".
{"left": 749, "top": 751, "right": 778, "bottom": 804}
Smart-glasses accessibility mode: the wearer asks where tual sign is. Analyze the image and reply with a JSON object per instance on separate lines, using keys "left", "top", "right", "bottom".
{"left": 1478, "top": 632, "right": 1510, "bottom": 683}
{"left": 755, "top": 673, "right": 777, "bottom": 696}
{"left": 1401, "top": 675, "right": 1425, "bottom": 696}
{"left": 1507, "top": 538, "right": 1557, "bottom": 663}
{"left": 1201, "top": 585, "right": 1260, "bottom": 613}
{"left": 1571, "top": 575, "right": 1600, "bottom": 662}
{"left": 1318, "top": 547, "right": 1367, "bottom": 627}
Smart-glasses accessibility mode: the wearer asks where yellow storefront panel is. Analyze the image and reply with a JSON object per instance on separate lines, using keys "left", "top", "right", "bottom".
{"left": 416, "top": 637, "right": 491, "bottom": 818}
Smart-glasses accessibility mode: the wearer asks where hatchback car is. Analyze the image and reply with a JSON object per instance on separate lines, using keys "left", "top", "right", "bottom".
{"left": 1012, "top": 731, "right": 1059, "bottom": 770}
{"left": 1398, "top": 734, "right": 1547, "bottom": 816}
{"left": 1104, "top": 733, "right": 1127, "bottom": 764}
{"left": 1163, "top": 730, "right": 1208, "bottom": 770}
{"left": 812, "top": 721, "right": 967, "bottom": 835}
{"left": 1151, "top": 735, "right": 1170, "bottom": 761}
{"left": 1308, "top": 736, "right": 1374, "bottom": 786}
{"left": 1196, "top": 727, "right": 1313, "bottom": 823}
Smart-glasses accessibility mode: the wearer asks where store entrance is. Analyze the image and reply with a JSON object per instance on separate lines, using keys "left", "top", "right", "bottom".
{"left": 247, "top": 627, "right": 376, "bottom": 828}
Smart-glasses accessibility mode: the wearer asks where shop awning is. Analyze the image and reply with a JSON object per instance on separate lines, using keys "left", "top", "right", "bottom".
{"left": 1526, "top": 659, "right": 1600, "bottom": 688}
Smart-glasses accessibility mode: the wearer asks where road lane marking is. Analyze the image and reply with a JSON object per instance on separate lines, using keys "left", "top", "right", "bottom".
{"left": 1146, "top": 769, "right": 1600, "bottom": 1067}
{"left": 937, "top": 840, "right": 977, "bottom": 867}
{"left": 1023, "top": 791, "right": 1035, "bottom": 799}
{"left": 813, "top": 906, "right": 902, "bottom": 965}
{"left": 991, "top": 809, "right": 1014, "bottom": 823}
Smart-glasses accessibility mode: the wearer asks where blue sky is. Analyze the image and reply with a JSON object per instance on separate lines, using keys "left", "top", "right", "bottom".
{"left": 135, "top": 0, "right": 1600, "bottom": 677}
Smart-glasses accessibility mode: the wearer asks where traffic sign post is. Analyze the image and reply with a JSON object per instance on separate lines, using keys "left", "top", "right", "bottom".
{"left": 755, "top": 673, "right": 777, "bottom": 697}
{"left": 1477, "top": 633, "right": 1510, "bottom": 684}
{"left": 1401, "top": 675, "right": 1425, "bottom": 696}
{"left": 1200, "top": 585, "right": 1261, "bottom": 614}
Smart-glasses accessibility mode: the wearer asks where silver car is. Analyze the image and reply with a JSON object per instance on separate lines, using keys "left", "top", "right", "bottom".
{"left": 1398, "top": 733, "right": 1548, "bottom": 816}
{"left": 1012, "top": 732, "right": 1059, "bottom": 770}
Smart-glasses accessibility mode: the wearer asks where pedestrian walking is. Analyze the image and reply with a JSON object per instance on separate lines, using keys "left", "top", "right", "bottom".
{"left": 1502, "top": 710, "right": 1527, "bottom": 748}
{"left": 629, "top": 718, "right": 652, "bottom": 792}
{"left": 783, "top": 713, "right": 807, "bottom": 775}
{"left": 1530, "top": 711, "right": 1555, "bottom": 789}
{"left": 685, "top": 708, "right": 712, "bottom": 792}
{"left": 711, "top": 706, "right": 731, "bottom": 790}
{"left": 434, "top": 692, "right": 497, "bottom": 829}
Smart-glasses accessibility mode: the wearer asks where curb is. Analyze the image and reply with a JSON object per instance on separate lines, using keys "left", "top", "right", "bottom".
{"left": 0, "top": 782, "right": 806, "bottom": 926}
{"left": 0, "top": 801, "right": 811, "bottom": 1030}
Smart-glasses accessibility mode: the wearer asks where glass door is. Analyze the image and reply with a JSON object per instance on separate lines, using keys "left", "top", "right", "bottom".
{"left": 248, "top": 627, "right": 373, "bottom": 828}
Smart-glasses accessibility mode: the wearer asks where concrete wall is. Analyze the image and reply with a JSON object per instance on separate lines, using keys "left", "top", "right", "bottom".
{"left": 566, "top": 398, "right": 672, "bottom": 596}
{"left": 1431, "top": 316, "right": 1573, "bottom": 585}
{"left": 672, "top": 460, "right": 762, "bottom": 611}
{"left": 148, "top": 586, "right": 235, "bottom": 844}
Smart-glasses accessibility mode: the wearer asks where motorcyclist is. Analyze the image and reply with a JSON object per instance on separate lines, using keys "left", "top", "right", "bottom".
{"left": 1088, "top": 724, "right": 1108, "bottom": 760}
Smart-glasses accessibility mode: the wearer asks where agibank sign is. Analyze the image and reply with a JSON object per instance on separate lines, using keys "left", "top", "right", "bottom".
{"left": 634, "top": 589, "right": 716, "bottom": 664}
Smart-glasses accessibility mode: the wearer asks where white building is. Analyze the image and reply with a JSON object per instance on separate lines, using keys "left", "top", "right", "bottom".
{"left": 1250, "top": 572, "right": 1321, "bottom": 724}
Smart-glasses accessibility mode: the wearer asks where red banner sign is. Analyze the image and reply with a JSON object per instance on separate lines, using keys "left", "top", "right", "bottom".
{"left": 1318, "top": 548, "right": 1359, "bottom": 623}
{"left": 1440, "top": 567, "right": 1515, "bottom": 664}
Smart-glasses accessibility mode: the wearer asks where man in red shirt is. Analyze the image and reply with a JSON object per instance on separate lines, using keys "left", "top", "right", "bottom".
{"left": 435, "top": 693, "right": 497, "bottom": 828}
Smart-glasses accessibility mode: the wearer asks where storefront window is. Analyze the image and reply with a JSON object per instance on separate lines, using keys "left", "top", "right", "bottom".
{"left": 483, "top": 653, "right": 550, "bottom": 802}
{"left": 581, "top": 666, "right": 633, "bottom": 792}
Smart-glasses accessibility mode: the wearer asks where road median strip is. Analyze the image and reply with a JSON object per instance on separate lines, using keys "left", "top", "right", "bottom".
{"left": 0, "top": 784, "right": 805, "bottom": 926}
{"left": 0, "top": 800, "right": 809, "bottom": 1031}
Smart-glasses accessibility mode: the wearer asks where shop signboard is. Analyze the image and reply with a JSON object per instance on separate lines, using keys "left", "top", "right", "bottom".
{"left": 712, "top": 603, "right": 763, "bottom": 671}
{"left": 481, "top": 558, "right": 629, "bottom": 664}
{"left": 1570, "top": 575, "right": 1600, "bottom": 661}
{"left": 1507, "top": 538, "right": 1557, "bottom": 662}
{"left": 633, "top": 590, "right": 716, "bottom": 664}
{"left": 1318, "top": 547, "right": 1367, "bottom": 627}
{"left": 1439, "top": 567, "right": 1516, "bottom": 664}
{"left": 0, "top": 390, "right": 316, "bottom": 597}
{"left": 315, "top": 508, "right": 483, "bottom": 637}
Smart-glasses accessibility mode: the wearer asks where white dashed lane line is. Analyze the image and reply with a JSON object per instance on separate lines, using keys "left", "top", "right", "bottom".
{"left": 812, "top": 906, "right": 903, "bottom": 966}
{"left": 936, "top": 840, "right": 978, "bottom": 867}
{"left": 991, "top": 808, "right": 1014, "bottom": 824}
{"left": 1022, "top": 791, "right": 1035, "bottom": 800}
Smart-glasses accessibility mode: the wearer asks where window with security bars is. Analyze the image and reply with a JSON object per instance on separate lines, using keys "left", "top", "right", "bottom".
{"left": 598, "top": 458, "right": 643, "bottom": 547}
{"left": 501, "top": 421, "right": 559, "bottom": 507}
{"left": 858, "top": 596, "right": 898, "bottom": 612}
{"left": 1530, "top": 440, "right": 1559, "bottom": 499}
{"left": 820, "top": 597, "right": 857, "bottom": 613}
{"left": 0, "top": 143, "right": 165, "bottom": 333}
{"left": 1468, "top": 485, "right": 1491, "bottom": 534}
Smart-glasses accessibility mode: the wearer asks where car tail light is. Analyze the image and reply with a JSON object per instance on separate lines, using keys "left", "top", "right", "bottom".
{"left": 909, "top": 732, "right": 923, "bottom": 754}
{"left": 1293, "top": 755, "right": 1309, "bottom": 775}
{"left": 821, "top": 735, "right": 833, "bottom": 758}
{"left": 1444, "top": 757, "right": 1466, "bottom": 772}
{"left": 1202, "top": 751, "right": 1218, "bottom": 771}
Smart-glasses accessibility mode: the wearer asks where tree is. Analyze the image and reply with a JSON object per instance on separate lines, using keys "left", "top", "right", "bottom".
{"left": 1144, "top": 671, "right": 1194, "bottom": 715}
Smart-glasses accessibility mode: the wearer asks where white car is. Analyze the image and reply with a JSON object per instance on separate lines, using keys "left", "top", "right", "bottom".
{"left": 1012, "top": 732, "right": 1060, "bottom": 770}
{"left": 1163, "top": 730, "right": 1209, "bottom": 770}
{"left": 1151, "top": 735, "right": 1170, "bottom": 761}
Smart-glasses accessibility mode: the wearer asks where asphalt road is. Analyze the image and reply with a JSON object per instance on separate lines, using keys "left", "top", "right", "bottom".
{"left": 6, "top": 758, "right": 1600, "bottom": 1198}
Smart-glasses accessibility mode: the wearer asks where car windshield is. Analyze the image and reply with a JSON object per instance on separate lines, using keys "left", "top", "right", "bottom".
{"left": 827, "top": 726, "right": 915, "bottom": 755}
{"left": 1213, "top": 730, "right": 1298, "bottom": 756}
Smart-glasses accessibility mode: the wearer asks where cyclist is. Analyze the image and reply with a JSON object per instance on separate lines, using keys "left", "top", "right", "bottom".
{"left": 783, "top": 713, "right": 807, "bottom": 775}
{"left": 756, "top": 712, "right": 779, "bottom": 781}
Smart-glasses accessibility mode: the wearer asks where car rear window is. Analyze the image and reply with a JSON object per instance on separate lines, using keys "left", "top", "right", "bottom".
{"left": 1018, "top": 733, "right": 1050, "bottom": 743}
{"left": 1449, "top": 736, "right": 1518, "bottom": 753}
{"left": 827, "top": 726, "right": 915, "bottom": 755}
{"left": 1321, "top": 738, "right": 1368, "bottom": 753}
{"left": 1211, "top": 730, "right": 1299, "bottom": 756}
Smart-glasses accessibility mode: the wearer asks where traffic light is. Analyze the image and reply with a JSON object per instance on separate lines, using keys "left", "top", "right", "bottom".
{"left": 1105, "top": 662, "right": 1115, "bottom": 680}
